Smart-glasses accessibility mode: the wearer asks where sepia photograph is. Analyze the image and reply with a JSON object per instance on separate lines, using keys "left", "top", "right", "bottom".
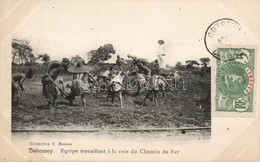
{"left": 11, "top": 1, "right": 211, "bottom": 141}
{"left": 1, "top": 0, "right": 259, "bottom": 161}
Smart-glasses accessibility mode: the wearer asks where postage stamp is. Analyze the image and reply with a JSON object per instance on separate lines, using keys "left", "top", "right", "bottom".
{"left": 214, "top": 47, "right": 256, "bottom": 116}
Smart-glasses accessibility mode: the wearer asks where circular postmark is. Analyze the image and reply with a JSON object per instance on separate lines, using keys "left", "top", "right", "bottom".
{"left": 204, "top": 18, "right": 247, "bottom": 60}
{"left": 216, "top": 62, "right": 248, "bottom": 98}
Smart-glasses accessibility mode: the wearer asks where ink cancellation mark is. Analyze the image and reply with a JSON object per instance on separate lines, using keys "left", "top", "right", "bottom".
{"left": 204, "top": 18, "right": 247, "bottom": 60}
{"left": 215, "top": 47, "right": 255, "bottom": 114}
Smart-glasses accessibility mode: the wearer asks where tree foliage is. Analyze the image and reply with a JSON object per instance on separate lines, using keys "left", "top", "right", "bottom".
{"left": 185, "top": 60, "right": 199, "bottom": 70}
{"left": 185, "top": 60, "right": 199, "bottom": 66}
{"left": 38, "top": 54, "right": 51, "bottom": 72}
{"left": 38, "top": 53, "right": 51, "bottom": 63}
{"left": 87, "top": 44, "right": 116, "bottom": 65}
{"left": 12, "top": 39, "right": 35, "bottom": 64}
{"left": 71, "top": 55, "right": 85, "bottom": 66}
{"left": 175, "top": 61, "right": 182, "bottom": 68}
{"left": 199, "top": 57, "right": 210, "bottom": 67}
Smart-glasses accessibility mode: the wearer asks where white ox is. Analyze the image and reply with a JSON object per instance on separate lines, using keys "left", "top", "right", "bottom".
{"left": 224, "top": 74, "right": 244, "bottom": 88}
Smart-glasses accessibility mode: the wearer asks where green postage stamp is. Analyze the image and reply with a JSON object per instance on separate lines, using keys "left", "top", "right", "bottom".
{"left": 215, "top": 47, "right": 256, "bottom": 116}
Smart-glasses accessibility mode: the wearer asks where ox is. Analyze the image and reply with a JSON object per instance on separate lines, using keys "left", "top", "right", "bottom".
{"left": 224, "top": 74, "right": 244, "bottom": 88}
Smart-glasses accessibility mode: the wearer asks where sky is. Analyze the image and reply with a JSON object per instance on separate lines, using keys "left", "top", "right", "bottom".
{"left": 11, "top": 0, "right": 248, "bottom": 66}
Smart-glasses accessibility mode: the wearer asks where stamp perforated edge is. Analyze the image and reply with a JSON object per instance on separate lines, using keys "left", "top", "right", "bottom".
{"left": 211, "top": 44, "right": 258, "bottom": 118}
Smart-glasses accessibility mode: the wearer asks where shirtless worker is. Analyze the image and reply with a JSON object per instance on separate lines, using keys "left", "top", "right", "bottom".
{"left": 12, "top": 68, "right": 34, "bottom": 103}
{"left": 135, "top": 63, "right": 151, "bottom": 95}
{"left": 41, "top": 58, "right": 70, "bottom": 109}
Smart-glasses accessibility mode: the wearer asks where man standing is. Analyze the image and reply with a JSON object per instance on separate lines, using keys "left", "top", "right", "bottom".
{"left": 41, "top": 58, "right": 70, "bottom": 109}
{"left": 116, "top": 55, "right": 124, "bottom": 69}
{"left": 157, "top": 40, "right": 167, "bottom": 69}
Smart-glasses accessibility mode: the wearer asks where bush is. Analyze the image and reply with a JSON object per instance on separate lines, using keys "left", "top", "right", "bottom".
{"left": 12, "top": 63, "right": 42, "bottom": 74}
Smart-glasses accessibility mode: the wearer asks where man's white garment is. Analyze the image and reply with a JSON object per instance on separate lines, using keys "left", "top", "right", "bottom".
{"left": 157, "top": 44, "right": 166, "bottom": 69}
{"left": 110, "top": 72, "right": 125, "bottom": 91}
{"left": 102, "top": 70, "right": 110, "bottom": 78}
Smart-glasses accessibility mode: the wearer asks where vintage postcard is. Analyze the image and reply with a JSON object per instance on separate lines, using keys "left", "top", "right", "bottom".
{"left": 0, "top": 0, "right": 259, "bottom": 161}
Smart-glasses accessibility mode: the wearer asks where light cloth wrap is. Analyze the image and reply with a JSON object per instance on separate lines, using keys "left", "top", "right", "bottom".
{"left": 137, "top": 74, "right": 147, "bottom": 85}
{"left": 157, "top": 44, "right": 166, "bottom": 69}
{"left": 110, "top": 72, "right": 125, "bottom": 92}
{"left": 70, "top": 78, "right": 90, "bottom": 96}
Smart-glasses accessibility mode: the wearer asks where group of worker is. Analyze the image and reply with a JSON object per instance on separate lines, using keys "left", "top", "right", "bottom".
{"left": 12, "top": 40, "right": 168, "bottom": 108}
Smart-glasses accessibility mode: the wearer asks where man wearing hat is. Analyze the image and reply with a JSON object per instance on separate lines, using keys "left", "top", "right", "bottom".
{"left": 157, "top": 40, "right": 167, "bottom": 69}
{"left": 116, "top": 55, "right": 124, "bottom": 69}
{"left": 41, "top": 58, "right": 70, "bottom": 109}
{"left": 66, "top": 61, "right": 96, "bottom": 107}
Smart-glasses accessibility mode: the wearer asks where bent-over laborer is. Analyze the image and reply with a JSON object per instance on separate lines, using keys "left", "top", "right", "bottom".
{"left": 127, "top": 54, "right": 148, "bottom": 70}
{"left": 135, "top": 63, "right": 151, "bottom": 95}
{"left": 41, "top": 58, "right": 70, "bottom": 109}
{"left": 12, "top": 69, "right": 34, "bottom": 104}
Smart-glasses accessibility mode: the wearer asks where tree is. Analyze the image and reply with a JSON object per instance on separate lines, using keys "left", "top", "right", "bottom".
{"left": 199, "top": 57, "right": 210, "bottom": 67}
{"left": 38, "top": 54, "right": 51, "bottom": 72}
{"left": 28, "top": 53, "right": 36, "bottom": 64}
{"left": 175, "top": 61, "right": 185, "bottom": 70}
{"left": 185, "top": 60, "right": 199, "bottom": 70}
{"left": 87, "top": 44, "right": 116, "bottom": 65}
{"left": 12, "top": 39, "right": 33, "bottom": 64}
{"left": 71, "top": 55, "right": 85, "bottom": 66}
{"left": 38, "top": 53, "right": 50, "bottom": 63}
{"left": 200, "top": 57, "right": 210, "bottom": 75}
